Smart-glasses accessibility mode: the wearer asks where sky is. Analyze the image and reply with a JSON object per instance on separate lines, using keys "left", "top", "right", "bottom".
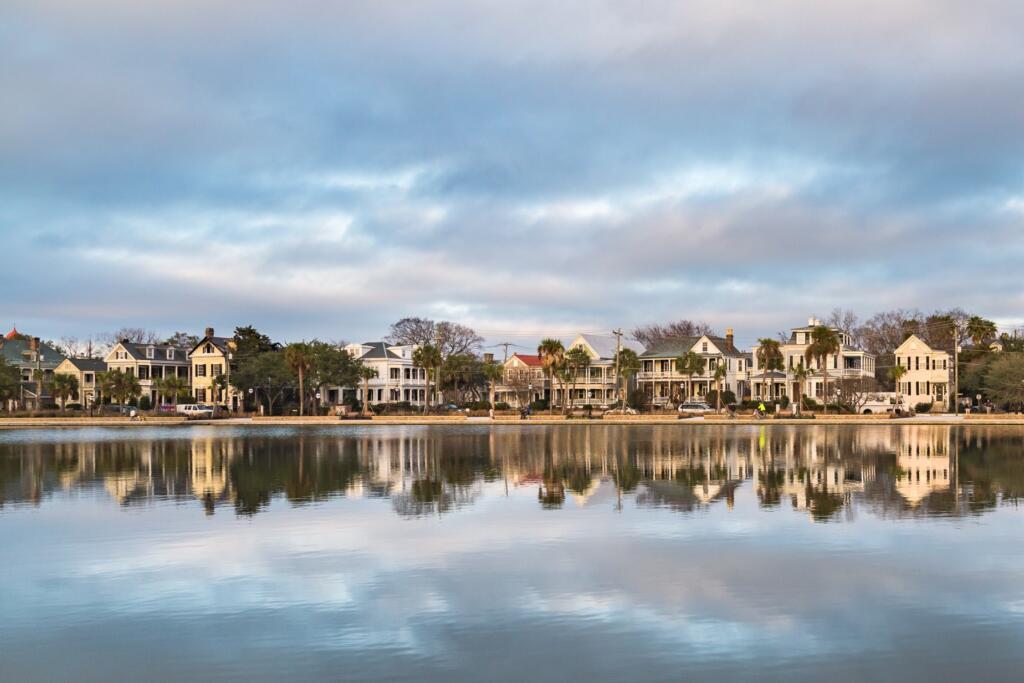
{"left": 3, "top": 0, "right": 1024, "bottom": 351}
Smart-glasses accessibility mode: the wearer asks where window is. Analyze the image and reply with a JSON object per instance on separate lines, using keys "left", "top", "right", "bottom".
{"left": 138, "top": 366, "right": 150, "bottom": 380}
{"left": 404, "top": 368, "right": 411, "bottom": 380}
{"left": 915, "top": 356, "right": 920, "bottom": 370}
{"left": 166, "top": 349, "right": 175, "bottom": 360}
{"left": 196, "top": 388, "right": 206, "bottom": 402}
{"left": 701, "top": 342, "right": 708, "bottom": 352}
{"left": 178, "top": 367, "right": 189, "bottom": 378}
{"left": 205, "top": 343, "right": 214, "bottom": 354}
{"left": 146, "top": 347, "right": 154, "bottom": 359}
{"left": 84, "top": 373, "right": 93, "bottom": 384}
{"left": 196, "top": 364, "right": 207, "bottom": 377}
{"left": 390, "top": 368, "right": 400, "bottom": 380}
{"left": 211, "top": 364, "right": 222, "bottom": 376}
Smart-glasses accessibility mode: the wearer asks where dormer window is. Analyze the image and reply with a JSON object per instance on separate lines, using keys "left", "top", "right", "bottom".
{"left": 205, "top": 343, "right": 214, "bottom": 354}
{"left": 146, "top": 347, "right": 155, "bottom": 359}
{"left": 166, "top": 349, "right": 175, "bottom": 360}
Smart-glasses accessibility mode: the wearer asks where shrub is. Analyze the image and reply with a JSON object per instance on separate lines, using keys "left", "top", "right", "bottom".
{"left": 915, "top": 401, "right": 934, "bottom": 414}
{"left": 801, "top": 397, "right": 821, "bottom": 410}
{"left": 529, "top": 399, "right": 549, "bottom": 412}
{"left": 467, "top": 400, "right": 492, "bottom": 410}
{"left": 627, "top": 390, "right": 647, "bottom": 411}
{"left": 778, "top": 395, "right": 790, "bottom": 409}
{"left": 495, "top": 402, "right": 511, "bottom": 411}
{"left": 139, "top": 396, "right": 152, "bottom": 411}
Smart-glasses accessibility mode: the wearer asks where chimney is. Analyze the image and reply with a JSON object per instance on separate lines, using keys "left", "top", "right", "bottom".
{"left": 205, "top": 327, "right": 215, "bottom": 338}
{"left": 725, "top": 328, "right": 734, "bottom": 347}
{"left": 29, "top": 337, "right": 39, "bottom": 352}
{"left": 807, "top": 316, "right": 816, "bottom": 327}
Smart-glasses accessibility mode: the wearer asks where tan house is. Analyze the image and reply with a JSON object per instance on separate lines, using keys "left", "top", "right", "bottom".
{"left": 105, "top": 340, "right": 191, "bottom": 406}
{"left": 893, "top": 334, "right": 949, "bottom": 410}
{"left": 54, "top": 357, "right": 107, "bottom": 407}
{"left": 751, "top": 318, "right": 876, "bottom": 401}
{"left": 188, "top": 328, "right": 241, "bottom": 409}
{"left": 495, "top": 353, "right": 547, "bottom": 408}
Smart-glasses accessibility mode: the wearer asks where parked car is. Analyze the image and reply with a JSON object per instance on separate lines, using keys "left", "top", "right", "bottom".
{"left": 603, "top": 406, "right": 638, "bottom": 416}
{"left": 176, "top": 404, "right": 215, "bottom": 418}
{"left": 678, "top": 402, "right": 713, "bottom": 414}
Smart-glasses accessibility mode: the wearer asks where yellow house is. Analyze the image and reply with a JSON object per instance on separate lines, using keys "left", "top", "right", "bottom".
{"left": 54, "top": 357, "right": 107, "bottom": 407}
{"left": 188, "top": 327, "right": 241, "bottom": 409}
{"left": 893, "top": 334, "right": 950, "bottom": 410}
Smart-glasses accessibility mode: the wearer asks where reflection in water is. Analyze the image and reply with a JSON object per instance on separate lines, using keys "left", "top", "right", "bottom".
{"left": 4, "top": 425, "right": 1024, "bottom": 683}
{"left": 2, "top": 425, "right": 1022, "bottom": 521}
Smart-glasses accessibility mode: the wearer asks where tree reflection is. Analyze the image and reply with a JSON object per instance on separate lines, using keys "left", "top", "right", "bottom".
{"left": 2, "top": 425, "right": 1024, "bottom": 522}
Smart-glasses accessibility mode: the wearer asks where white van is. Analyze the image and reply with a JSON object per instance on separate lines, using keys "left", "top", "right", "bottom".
{"left": 176, "top": 404, "right": 215, "bottom": 418}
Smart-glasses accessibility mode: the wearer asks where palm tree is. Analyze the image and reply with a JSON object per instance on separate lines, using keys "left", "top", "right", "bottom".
{"left": 562, "top": 346, "right": 591, "bottom": 414}
{"left": 107, "top": 370, "right": 141, "bottom": 406}
{"left": 481, "top": 359, "right": 504, "bottom": 410}
{"left": 805, "top": 326, "right": 841, "bottom": 414}
{"left": 712, "top": 362, "right": 727, "bottom": 412}
{"left": 212, "top": 373, "right": 229, "bottom": 409}
{"left": 674, "top": 351, "right": 703, "bottom": 403}
{"left": 967, "top": 316, "right": 997, "bottom": 349}
{"left": 756, "top": 338, "right": 784, "bottom": 401}
{"left": 96, "top": 370, "right": 116, "bottom": 407}
{"left": 284, "top": 342, "right": 314, "bottom": 416}
{"left": 358, "top": 365, "right": 379, "bottom": 416}
{"left": 615, "top": 348, "right": 640, "bottom": 411}
{"left": 792, "top": 361, "right": 810, "bottom": 414}
{"left": 889, "top": 364, "right": 908, "bottom": 412}
{"left": 154, "top": 375, "right": 189, "bottom": 406}
{"left": 412, "top": 344, "right": 442, "bottom": 412}
{"left": 537, "top": 338, "right": 565, "bottom": 414}
{"left": 51, "top": 373, "right": 79, "bottom": 412}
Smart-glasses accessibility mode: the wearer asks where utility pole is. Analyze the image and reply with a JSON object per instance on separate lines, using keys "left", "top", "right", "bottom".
{"left": 953, "top": 324, "right": 960, "bottom": 415}
{"left": 497, "top": 342, "right": 513, "bottom": 363}
{"left": 612, "top": 328, "right": 623, "bottom": 411}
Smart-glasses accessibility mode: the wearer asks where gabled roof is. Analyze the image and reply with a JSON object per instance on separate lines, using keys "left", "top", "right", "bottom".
{"left": 639, "top": 337, "right": 700, "bottom": 358}
{"left": 509, "top": 353, "right": 543, "bottom": 367}
{"left": 895, "top": 334, "right": 946, "bottom": 355}
{"left": 61, "top": 357, "right": 107, "bottom": 372}
{"left": 189, "top": 336, "right": 234, "bottom": 356}
{"left": 572, "top": 334, "right": 644, "bottom": 360}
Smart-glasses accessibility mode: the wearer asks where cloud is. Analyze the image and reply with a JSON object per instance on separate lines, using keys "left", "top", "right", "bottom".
{"left": 2, "top": 0, "right": 1023, "bottom": 344}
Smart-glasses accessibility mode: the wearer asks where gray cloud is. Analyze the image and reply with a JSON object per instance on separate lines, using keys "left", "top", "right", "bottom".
{"left": 2, "top": 0, "right": 1023, "bottom": 345}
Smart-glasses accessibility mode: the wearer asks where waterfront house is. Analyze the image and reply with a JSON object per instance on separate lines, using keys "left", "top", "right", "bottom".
{"left": 188, "top": 328, "right": 241, "bottom": 409}
{"left": 750, "top": 318, "right": 876, "bottom": 402}
{"left": 105, "top": 339, "right": 191, "bottom": 406}
{"left": 893, "top": 334, "right": 950, "bottom": 410}
{"left": 560, "top": 334, "right": 646, "bottom": 407}
{"left": 637, "top": 329, "right": 747, "bottom": 406}
{"left": 0, "top": 330, "right": 66, "bottom": 409}
{"left": 54, "top": 357, "right": 107, "bottom": 407}
{"left": 329, "top": 342, "right": 429, "bottom": 407}
{"left": 495, "top": 353, "right": 547, "bottom": 408}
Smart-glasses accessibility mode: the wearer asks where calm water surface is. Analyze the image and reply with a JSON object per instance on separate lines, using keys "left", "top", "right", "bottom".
{"left": 3, "top": 424, "right": 1024, "bottom": 682}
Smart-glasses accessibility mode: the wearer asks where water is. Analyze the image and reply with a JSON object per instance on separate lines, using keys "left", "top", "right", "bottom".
{"left": 2, "top": 424, "right": 1024, "bottom": 682}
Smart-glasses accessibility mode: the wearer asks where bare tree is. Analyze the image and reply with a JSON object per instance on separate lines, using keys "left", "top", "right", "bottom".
{"left": 100, "top": 328, "right": 161, "bottom": 346}
{"left": 632, "top": 320, "right": 715, "bottom": 348}
{"left": 387, "top": 317, "right": 483, "bottom": 360}
{"left": 833, "top": 377, "right": 879, "bottom": 413}
{"left": 827, "top": 308, "right": 861, "bottom": 346}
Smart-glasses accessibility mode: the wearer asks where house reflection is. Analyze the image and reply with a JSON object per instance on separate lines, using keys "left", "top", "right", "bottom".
{"left": 0, "top": 425, "right": 1013, "bottom": 522}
